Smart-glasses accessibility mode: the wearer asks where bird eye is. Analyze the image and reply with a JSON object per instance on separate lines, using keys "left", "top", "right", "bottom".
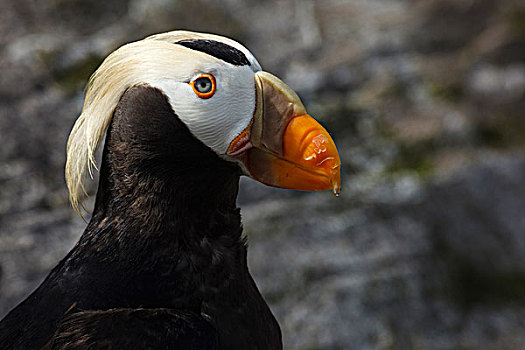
{"left": 191, "top": 74, "right": 216, "bottom": 99}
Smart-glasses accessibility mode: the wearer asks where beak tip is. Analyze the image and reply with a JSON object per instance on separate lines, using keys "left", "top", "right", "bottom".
{"left": 332, "top": 182, "right": 340, "bottom": 196}
{"left": 330, "top": 166, "right": 341, "bottom": 196}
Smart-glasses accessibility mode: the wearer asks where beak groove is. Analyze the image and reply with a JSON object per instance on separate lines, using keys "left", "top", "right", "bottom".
{"left": 227, "top": 127, "right": 252, "bottom": 157}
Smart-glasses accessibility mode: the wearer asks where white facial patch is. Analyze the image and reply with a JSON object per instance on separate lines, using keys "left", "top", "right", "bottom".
{"left": 148, "top": 62, "right": 256, "bottom": 155}
{"left": 66, "top": 32, "right": 262, "bottom": 213}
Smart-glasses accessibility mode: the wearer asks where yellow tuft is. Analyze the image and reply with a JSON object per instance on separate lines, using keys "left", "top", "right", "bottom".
{"left": 65, "top": 30, "right": 247, "bottom": 216}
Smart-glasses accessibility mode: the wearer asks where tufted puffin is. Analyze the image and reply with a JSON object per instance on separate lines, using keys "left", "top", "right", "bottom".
{"left": 0, "top": 31, "right": 340, "bottom": 349}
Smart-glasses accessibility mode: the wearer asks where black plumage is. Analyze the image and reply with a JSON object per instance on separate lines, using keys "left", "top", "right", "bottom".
{"left": 176, "top": 39, "right": 251, "bottom": 66}
{"left": 43, "top": 309, "right": 218, "bottom": 350}
{"left": 0, "top": 86, "right": 281, "bottom": 349}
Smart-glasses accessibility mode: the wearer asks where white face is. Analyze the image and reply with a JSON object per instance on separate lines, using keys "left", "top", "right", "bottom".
{"left": 66, "top": 32, "right": 269, "bottom": 213}
{"left": 148, "top": 57, "right": 260, "bottom": 155}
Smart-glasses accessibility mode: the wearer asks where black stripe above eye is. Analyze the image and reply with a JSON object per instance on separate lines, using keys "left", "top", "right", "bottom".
{"left": 175, "top": 39, "right": 250, "bottom": 66}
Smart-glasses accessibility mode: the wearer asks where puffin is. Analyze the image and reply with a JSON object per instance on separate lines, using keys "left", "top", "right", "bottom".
{"left": 0, "top": 31, "right": 340, "bottom": 349}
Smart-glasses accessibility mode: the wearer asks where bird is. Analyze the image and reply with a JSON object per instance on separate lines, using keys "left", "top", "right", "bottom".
{"left": 0, "top": 30, "right": 340, "bottom": 349}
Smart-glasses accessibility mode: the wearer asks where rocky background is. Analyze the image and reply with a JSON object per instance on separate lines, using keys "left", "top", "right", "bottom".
{"left": 1, "top": 0, "right": 524, "bottom": 348}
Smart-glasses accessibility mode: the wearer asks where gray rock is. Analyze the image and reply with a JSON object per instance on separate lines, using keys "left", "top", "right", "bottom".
{"left": 1, "top": 0, "right": 525, "bottom": 349}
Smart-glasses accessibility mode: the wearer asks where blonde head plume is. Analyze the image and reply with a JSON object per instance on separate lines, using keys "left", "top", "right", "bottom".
{"left": 65, "top": 30, "right": 240, "bottom": 215}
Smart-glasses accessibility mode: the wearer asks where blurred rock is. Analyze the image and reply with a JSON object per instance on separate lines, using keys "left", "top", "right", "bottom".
{"left": 246, "top": 155, "right": 525, "bottom": 349}
{"left": 408, "top": 0, "right": 497, "bottom": 54}
{"left": 1, "top": 0, "right": 525, "bottom": 349}
{"left": 427, "top": 155, "right": 525, "bottom": 275}
{"left": 466, "top": 63, "right": 525, "bottom": 102}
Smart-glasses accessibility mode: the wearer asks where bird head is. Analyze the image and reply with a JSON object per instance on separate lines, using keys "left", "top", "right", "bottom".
{"left": 66, "top": 31, "right": 341, "bottom": 214}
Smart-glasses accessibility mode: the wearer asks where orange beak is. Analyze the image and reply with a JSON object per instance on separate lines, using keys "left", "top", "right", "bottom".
{"left": 227, "top": 71, "right": 341, "bottom": 195}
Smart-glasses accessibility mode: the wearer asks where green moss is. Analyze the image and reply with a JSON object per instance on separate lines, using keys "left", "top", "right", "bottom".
{"left": 463, "top": 270, "right": 525, "bottom": 306}
{"left": 508, "top": 8, "right": 525, "bottom": 37}
{"left": 449, "top": 256, "right": 525, "bottom": 306}
{"left": 382, "top": 80, "right": 409, "bottom": 100}
{"left": 302, "top": 265, "right": 334, "bottom": 284}
{"left": 262, "top": 288, "right": 291, "bottom": 304}
{"left": 426, "top": 80, "right": 463, "bottom": 104}
{"left": 52, "top": 54, "right": 105, "bottom": 92}
{"left": 386, "top": 141, "right": 435, "bottom": 178}
{"left": 435, "top": 239, "right": 525, "bottom": 307}
{"left": 476, "top": 123, "right": 505, "bottom": 147}
{"left": 475, "top": 116, "right": 525, "bottom": 149}
{"left": 138, "top": 0, "right": 245, "bottom": 41}
{"left": 309, "top": 95, "right": 367, "bottom": 135}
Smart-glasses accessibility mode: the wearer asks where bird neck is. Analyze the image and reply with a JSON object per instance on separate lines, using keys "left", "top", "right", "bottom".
{"left": 91, "top": 142, "right": 242, "bottom": 238}
{"left": 67, "top": 85, "right": 249, "bottom": 307}
{"left": 57, "top": 85, "right": 281, "bottom": 349}
{"left": 86, "top": 120, "right": 245, "bottom": 276}
{"left": 90, "top": 85, "right": 243, "bottom": 241}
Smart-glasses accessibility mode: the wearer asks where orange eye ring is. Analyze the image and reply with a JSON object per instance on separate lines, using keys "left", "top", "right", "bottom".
{"left": 190, "top": 73, "right": 216, "bottom": 99}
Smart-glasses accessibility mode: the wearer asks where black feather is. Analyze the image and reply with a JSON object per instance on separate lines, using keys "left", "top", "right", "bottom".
{"left": 43, "top": 309, "right": 218, "bottom": 350}
{"left": 176, "top": 39, "right": 251, "bottom": 66}
{"left": 0, "top": 86, "right": 281, "bottom": 349}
